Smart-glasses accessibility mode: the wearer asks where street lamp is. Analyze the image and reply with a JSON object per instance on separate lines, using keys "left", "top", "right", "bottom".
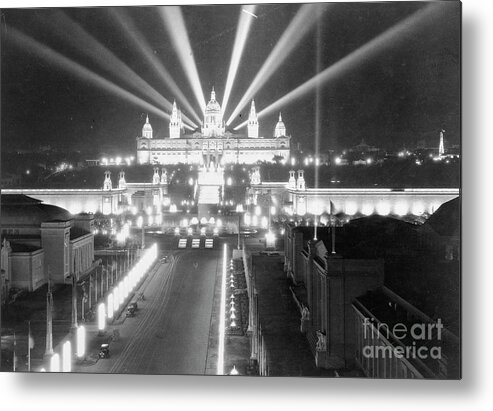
{"left": 50, "top": 353, "right": 60, "bottom": 372}
{"left": 113, "top": 286, "right": 120, "bottom": 312}
{"left": 76, "top": 326, "right": 86, "bottom": 360}
{"left": 62, "top": 341, "right": 72, "bottom": 372}
{"left": 97, "top": 303, "right": 106, "bottom": 334}
{"left": 107, "top": 293, "right": 114, "bottom": 320}
{"left": 237, "top": 210, "right": 245, "bottom": 250}
{"left": 265, "top": 231, "right": 276, "bottom": 248}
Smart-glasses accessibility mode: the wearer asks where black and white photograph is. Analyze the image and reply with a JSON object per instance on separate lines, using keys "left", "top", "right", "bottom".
{"left": 1, "top": 0, "right": 462, "bottom": 384}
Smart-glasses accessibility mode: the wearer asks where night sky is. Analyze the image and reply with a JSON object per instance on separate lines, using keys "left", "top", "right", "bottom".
{"left": 0, "top": 2, "right": 460, "bottom": 155}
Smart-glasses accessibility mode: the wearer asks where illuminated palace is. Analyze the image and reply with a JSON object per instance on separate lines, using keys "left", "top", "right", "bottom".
{"left": 136, "top": 88, "right": 291, "bottom": 165}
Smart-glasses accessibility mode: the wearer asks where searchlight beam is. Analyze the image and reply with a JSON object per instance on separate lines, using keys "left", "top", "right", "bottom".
{"left": 108, "top": 8, "right": 201, "bottom": 126}
{"left": 46, "top": 11, "right": 196, "bottom": 129}
{"left": 7, "top": 27, "right": 180, "bottom": 125}
{"left": 159, "top": 6, "right": 206, "bottom": 113}
{"left": 226, "top": 3, "right": 331, "bottom": 126}
{"left": 221, "top": 4, "right": 257, "bottom": 117}
{"left": 233, "top": 3, "right": 448, "bottom": 130}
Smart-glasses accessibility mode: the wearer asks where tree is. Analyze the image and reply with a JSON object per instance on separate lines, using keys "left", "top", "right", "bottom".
{"left": 272, "top": 155, "right": 284, "bottom": 165}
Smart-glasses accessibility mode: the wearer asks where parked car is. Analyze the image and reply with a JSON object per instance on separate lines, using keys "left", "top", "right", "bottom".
{"left": 99, "top": 344, "right": 110, "bottom": 359}
{"left": 126, "top": 304, "right": 137, "bottom": 317}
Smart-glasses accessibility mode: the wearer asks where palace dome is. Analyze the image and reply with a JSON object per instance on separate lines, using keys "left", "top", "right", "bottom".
{"left": 205, "top": 88, "right": 221, "bottom": 113}
{"left": 1, "top": 195, "right": 73, "bottom": 227}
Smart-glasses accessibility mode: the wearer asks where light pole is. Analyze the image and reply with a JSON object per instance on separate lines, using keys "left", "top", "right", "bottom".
{"left": 94, "top": 269, "right": 98, "bottom": 304}
{"left": 70, "top": 274, "right": 78, "bottom": 332}
{"left": 105, "top": 264, "right": 109, "bottom": 291}
{"left": 80, "top": 282, "right": 86, "bottom": 323}
{"left": 126, "top": 249, "right": 130, "bottom": 272}
{"left": 97, "top": 303, "right": 106, "bottom": 336}
{"left": 88, "top": 273, "right": 92, "bottom": 312}
{"left": 62, "top": 340, "right": 72, "bottom": 372}
{"left": 27, "top": 320, "right": 32, "bottom": 372}
{"left": 76, "top": 325, "right": 86, "bottom": 362}
{"left": 100, "top": 264, "right": 104, "bottom": 297}
{"left": 12, "top": 331, "right": 16, "bottom": 371}
{"left": 44, "top": 278, "right": 54, "bottom": 359}
{"left": 237, "top": 212, "right": 242, "bottom": 250}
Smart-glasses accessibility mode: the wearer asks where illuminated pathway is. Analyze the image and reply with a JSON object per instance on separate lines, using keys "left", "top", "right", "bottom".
{"left": 78, "top": 248, "right": 221, "bottom": 375}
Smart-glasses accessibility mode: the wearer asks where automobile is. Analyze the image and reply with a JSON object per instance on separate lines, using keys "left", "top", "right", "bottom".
{"left": 128, "top": 301, "right": 138, "bottom": 311}
{"left": 160, "top": 256, "right": 169, "bottom": 263}
{"left": 99, "top": 344, "right": 110, "bottom": 359}
{"left": 126, "top": 303, "right": 137, "bottom": 317}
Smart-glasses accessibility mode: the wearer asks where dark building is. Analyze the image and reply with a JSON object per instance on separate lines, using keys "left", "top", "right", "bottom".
{"left": 1, "top": 195, "right": 95, "bottom": 296}
{"left": 283, "top": 203, "right": 460, "bottom": 378}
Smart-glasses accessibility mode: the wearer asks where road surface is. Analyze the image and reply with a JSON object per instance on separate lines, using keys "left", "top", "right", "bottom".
{"left": 79, "top": 245, "right": 222, "bottom": 375}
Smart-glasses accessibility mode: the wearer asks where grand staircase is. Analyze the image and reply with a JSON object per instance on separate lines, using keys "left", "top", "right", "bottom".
{"left": 197, "top": 166, "right": 224, "bottom": 206}
{"left": 198, "top": 184, "right": 221, "bottom": 204}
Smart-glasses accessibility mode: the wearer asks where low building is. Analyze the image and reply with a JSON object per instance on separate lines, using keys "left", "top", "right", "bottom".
{"left": 342, "top": 139, "right": 386, "bottom": 165}
{"left": 352, "top": 286, "right": 460, "bottom": 378}
{"left": 0, "top": 194, "right": 96, "bottom": 295}
{"left": 3, "top": 168, "right": 169, "bottom": 216}
{"left": 285, "top": 225, "right": 384, "bottom": 369}
{"left": 245, "top": 169, "right": 459, "bottom": 224}
{"left": 283, "top": 207, "right": 460, "bottom": 378}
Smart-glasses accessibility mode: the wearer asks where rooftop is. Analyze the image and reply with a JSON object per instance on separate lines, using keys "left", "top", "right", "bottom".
{"left": 1, "top": 194, "right": 42, "bottom": 205}
{"left": 9, "top": 242, "right": 42, "bottom": 253}
{"left": 354, "top": 287, "right": 459, "bottom": 377}
{"left": 424, "top": 197, "right": 460, "bottom": 237}
{"left": 292, "top": 215, "right": 417, "bottom": 260}
{"left": 70, "top": 226, "right": 91, "bottom": 240}
{"left": 1, "top": 195, "right": 73, "bottom": 226}
{"left": 289, "top": 210, "right": 459, "bottom": 335}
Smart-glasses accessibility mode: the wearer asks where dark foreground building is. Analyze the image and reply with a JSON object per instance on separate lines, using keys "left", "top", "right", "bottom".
{"left": 283, "top": 198, "right": 460, "bottom": 378}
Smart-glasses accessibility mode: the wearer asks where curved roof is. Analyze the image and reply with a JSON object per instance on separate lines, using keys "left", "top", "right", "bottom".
{"left": 205, "top": 98, "right": 221, "bottom": 113}
{"left": 205, "top": 88, "right": 221, "bottom": 113}
{"left": 1, "top": 195, "right": 72, "bottom": 226}
{"left": 425, "top": 197, "right": 460, "bottom": 237}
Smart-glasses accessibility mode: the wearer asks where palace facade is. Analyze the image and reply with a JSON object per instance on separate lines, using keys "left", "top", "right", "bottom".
{"left": 136, "top": 89, "right": 291, "bottom": 165}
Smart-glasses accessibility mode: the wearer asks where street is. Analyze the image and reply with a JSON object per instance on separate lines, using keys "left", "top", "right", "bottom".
{"left": 77, "top": 241, "right": 222, "bottom": 375}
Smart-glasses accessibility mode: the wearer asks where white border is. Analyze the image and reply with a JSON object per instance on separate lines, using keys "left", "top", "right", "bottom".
{"left": 2, "top": 0, "right": 492, "bottom": 410}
